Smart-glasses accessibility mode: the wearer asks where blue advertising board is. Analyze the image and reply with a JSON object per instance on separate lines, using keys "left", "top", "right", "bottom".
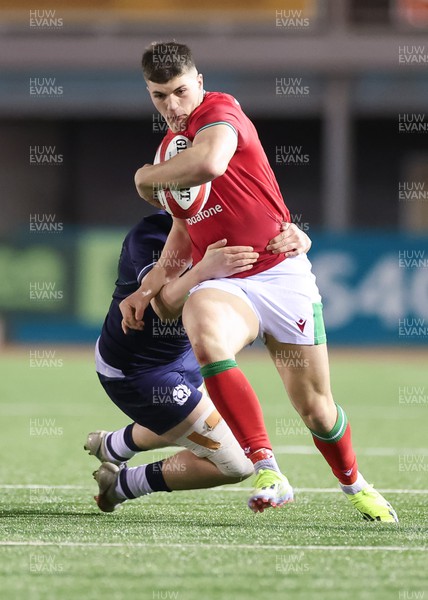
{"left": 310, "top": 232, "right": 428, "bottom": 344}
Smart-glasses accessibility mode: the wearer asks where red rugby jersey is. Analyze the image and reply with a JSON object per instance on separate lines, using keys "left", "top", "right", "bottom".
{"left": 163, "top": 91, "right": 290, "bottom": 277}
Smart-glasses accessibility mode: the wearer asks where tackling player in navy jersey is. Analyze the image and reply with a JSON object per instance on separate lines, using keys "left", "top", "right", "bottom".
{"left": 87, "top": 211, "right": 310, "bottom": 511}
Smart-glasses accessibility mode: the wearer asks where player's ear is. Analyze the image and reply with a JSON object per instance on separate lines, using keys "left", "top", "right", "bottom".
{"left": 197, "top": 73, "right": 203, "bottom": 88}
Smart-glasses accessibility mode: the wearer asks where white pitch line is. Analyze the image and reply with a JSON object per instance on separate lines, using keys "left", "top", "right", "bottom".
{"left": 0, "top": 483, "right": 86, "bottom": 490}
{"left": 0, "top": 485, "right": 86, "bottom": 490}
{"left": 0, "top": 485, "right": 427, "bottom": 494}
{"left": 149, "top": 446, "right": 428, "bottom": 457}
{"left": 0, "top": 541, "right": 426, "bottom": 552}
{"left": 275, "top": 446, "right": 428, "bottom": 456}
{"left": 123, "top": 446, "right": 428, "bottom": 457}
{"left": 212, "top": 487, "right": 428, "bottom": 494}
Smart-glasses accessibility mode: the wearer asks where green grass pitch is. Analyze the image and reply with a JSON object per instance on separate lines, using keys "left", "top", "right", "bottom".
{"left": 0, "top": 347, "right": 427, "bottom": 600}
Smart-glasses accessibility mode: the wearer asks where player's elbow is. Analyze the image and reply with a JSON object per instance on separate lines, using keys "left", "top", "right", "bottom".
{"left": 199, "top": 155, "right": 229, "bottom": 181}
{"left": 134, "top": 169, "right": 147, "bottom": 198}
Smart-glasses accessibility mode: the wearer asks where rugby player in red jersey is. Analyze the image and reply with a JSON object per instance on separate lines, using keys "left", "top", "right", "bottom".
{"left": 86, "top": 212, "right": 310, "bottom": 512}
{"left": 121, "top": 42, "right": 397, "bottom": 521}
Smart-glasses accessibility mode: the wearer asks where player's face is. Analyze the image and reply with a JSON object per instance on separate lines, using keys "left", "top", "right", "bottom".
{"left": 147, "top": 69, "right": 204, "bottom": 133}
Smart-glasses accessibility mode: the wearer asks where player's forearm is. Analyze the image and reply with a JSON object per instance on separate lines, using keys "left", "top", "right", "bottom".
{"left": 140, "top": 250, "right": 191, "bottom": 306}
{"left": 135, "top": 147, "right": 218, "bottom": 199}
{"left": 140, "top": 258, "right": 193, "bottom": 321}
{"left": 133, "top": 171, "right": 163, "bottom": 208}
{"left": 136, "top": 125, "right": 237, "bottom": 201}
{"left": 142, "top": 218, "right": 192, "bottom": 300}
{"left": 152, "top": 261, "right": 206, "bottom": 320}
{"left": 138, "top": 262, "right": 171, "bottom": 302}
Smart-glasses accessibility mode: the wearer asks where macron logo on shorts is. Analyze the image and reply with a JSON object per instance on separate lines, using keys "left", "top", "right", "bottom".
{"left": 296, "top": 319, "right": 307, "bottom": 333}
{"left": 173, "top": 384, "right": 191, "bottom": 405}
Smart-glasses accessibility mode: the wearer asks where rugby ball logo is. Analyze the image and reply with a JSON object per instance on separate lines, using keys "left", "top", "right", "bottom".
{"left": 153, "top": 135, "right": 211, "bottom": 219}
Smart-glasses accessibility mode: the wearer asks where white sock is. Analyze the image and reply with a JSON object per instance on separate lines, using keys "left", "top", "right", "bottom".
{"left": 340, "top": 471, "right": 369, "bottom": 495}
{"left": 115, "top": 465, "right": 153, "bottom": 499}
{"left": 114, "top": 472, "right": 128, "bottom": 501}
{"left": 253, "top": 456, "right": 281, "bottom": 474}
{"left": 105, "top": 425, "right": 139, "bottom": 462}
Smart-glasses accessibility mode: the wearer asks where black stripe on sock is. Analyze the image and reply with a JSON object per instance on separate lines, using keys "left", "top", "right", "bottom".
{"left": 145, "top": 461, "right": 171, "bottom": 493}
{"left": 105, "top": 433, "right": 129, "bottom": 463}
{"left": 123, "top": 424, "right": 141, "bottom": 452}
{"left": 119, "top": 468, "right": 136, "bottom": 499}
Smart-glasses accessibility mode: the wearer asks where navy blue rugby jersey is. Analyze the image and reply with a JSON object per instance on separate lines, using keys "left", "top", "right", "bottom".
{"left": 98, "top": 212, "right": 193, "bottom": 372}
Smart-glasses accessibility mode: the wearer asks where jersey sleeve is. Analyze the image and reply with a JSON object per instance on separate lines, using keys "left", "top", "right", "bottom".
{"left": 124, "top": 224, "right": 166, "bottom": 284}
{"left": 189, "top": 94, "right": 250, "bottom": 151}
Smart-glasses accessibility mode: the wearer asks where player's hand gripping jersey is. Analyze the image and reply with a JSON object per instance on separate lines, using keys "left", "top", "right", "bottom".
{"left": 161, "top": 92, "right": 291, "bottom": 277}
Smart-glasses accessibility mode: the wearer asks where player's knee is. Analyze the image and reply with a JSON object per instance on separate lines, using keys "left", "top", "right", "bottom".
{"left": 215, "top": 450, "right": 254, "bottom": 480}
{"left": 192, "top": 341, "right": 226, "bottom": 366}
{"left": 190, "top": 330, "right": 230, "bottom": 365}
{"left": 174, "top": 408, "right": 254, "bottom": 480}
{"left": 292, "top": 392, "right": 336, "bottom": 431}
{"left": 183, "top": 305, "right": 231, "bottom": 364}
{"left": 194, "top": 430, "right": 253, "bottom": 480}
{"left": 207, "top": 428, "right": 254, "bottom": 479}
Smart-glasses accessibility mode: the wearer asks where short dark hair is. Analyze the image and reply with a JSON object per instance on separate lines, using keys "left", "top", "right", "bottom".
{"left": 142, "top": 41, "right": 196, "bottom": 83}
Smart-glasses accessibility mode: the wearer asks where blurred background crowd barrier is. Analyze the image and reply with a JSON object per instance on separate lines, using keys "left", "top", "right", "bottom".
{"left": 0, "top": 0, "right": 427, "bottom": 345}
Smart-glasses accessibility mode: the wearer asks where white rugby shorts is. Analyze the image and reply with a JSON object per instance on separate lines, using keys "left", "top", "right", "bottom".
{"left": 189, "top": 254, "right": 326, "bottom": 345}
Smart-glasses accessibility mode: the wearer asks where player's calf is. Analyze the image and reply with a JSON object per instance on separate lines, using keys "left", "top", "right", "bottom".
{"left": 91, "top": 406, "right": 254, "bottom": 513}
